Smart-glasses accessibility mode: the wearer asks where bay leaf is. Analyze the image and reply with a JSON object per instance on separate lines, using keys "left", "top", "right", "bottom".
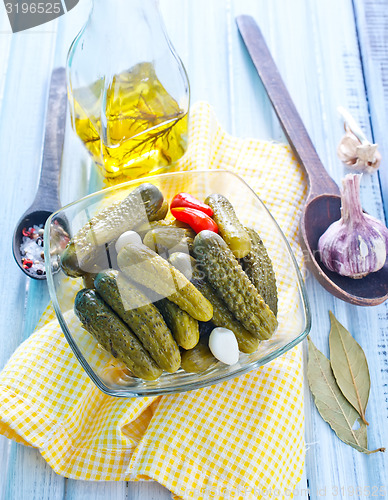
{"left": 328, "top": 311, "right": 370, "bottom": 425}
{"left": 307, "top": 336, "right": 370, "bottom": 452}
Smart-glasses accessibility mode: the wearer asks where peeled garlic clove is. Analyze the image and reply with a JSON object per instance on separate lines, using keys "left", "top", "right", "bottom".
{"left": 208, "top": 327, "right": 239, "bottom": 365}
{"left": 318, "top": 174, "right": 388, "bottom": 279}
{"left": 115, "top": 230, "right": 142, "bottom": 254}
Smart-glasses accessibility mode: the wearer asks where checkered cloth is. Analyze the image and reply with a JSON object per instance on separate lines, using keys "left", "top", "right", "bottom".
{"left": 0, "top": 102, "right": 307, "bottom": 499}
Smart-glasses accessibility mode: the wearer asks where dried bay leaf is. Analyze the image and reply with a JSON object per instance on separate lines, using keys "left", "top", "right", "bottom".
{"left": 307, "top": 337, "right": 384, "bottom": 454}
{"left": 329, "top": 311, "right": 370, "bottom": 425}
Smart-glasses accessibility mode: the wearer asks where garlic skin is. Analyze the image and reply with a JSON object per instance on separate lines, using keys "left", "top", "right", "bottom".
{"left": 337, "top": 126, "right": 381, "bottom": 174}
{"left": 318, "top": 174, "right": 388, "bottom": 279}
{"left": 337, "top": 107, "right": 381, "bottom": 174}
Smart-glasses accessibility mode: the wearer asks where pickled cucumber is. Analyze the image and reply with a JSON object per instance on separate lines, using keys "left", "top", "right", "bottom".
{"left": 136, "top": 219, "right": 192, "bottom": 238}
{"left": 74, "top": 288, "right": 162, "bottom": 381}
{"left": 181, "top": 342, "right": 217, "bottom": 373}
{"left": 205, "top": 194, "right": 251, "bottom": 258}
{"left": 82, "top": 272, "right": 97, "bottom": 289}
{"left": 169, "top": 252, "right": 259, "bottom": 353}
{"left": 117, "top": 243, "right": 213, "bottom": 321}
{"left": 156, "top": 298, "right": 199, "bottom": 350}
{"left": 143, "top": 226, "right": 194, "bottom": 258}
{"left": 193, "top": 231, "right": 277, "bottom": 340}
{"left": 61, "top": 183, "right": 164, "bottom": 277}
{"left": 94, "top": 270, "right": 181, "bottom": 373}
{"left": 242, "top": 228, "right": 278, "bottom": 316}
{"left": 153, "top": 199, "right": 169, "bottom": 221}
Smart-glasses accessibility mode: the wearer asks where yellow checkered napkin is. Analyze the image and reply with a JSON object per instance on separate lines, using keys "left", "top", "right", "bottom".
{"left": 0, "top": 102, "right": 307, "bottom": 499}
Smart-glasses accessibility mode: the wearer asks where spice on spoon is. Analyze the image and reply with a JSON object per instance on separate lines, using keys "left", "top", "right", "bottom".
{"left": 337, "top": 107, "right": 381, "bottom": 174}
{"left": 20, "top": 221, "right": 70, "bottom": 277}
{"left": 318, "top": 174, "right": 388, "bottom": 279}
{"left": 20, "top": 225, "right": 46, "bottom": 275}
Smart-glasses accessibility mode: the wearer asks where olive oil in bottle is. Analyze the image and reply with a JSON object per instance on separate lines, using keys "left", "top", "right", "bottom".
{"left": 69, "top": 63, "right": 188, "bottom": 186}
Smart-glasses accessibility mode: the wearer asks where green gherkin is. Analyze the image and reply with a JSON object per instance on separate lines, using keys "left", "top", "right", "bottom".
{"left": 135, "top": 218, "right": 192, "bottom": 238}
{"left": 143, "top": 226, "right": 194, "bottom": 258}
{"left": 94, "top": 270, "right": 181, "bottom": 373}
{"left": 74, "top": 288, "right": 163, "bottom": 381}
{"left": 61, "top": 183, "right": 164, "bottom": 277}
{"left": 168, "top": 252, "right": 259, "bottom": 353}
{"left": 241, "top": 228, "right": 278, "bottom": 317}
{"left": 156, "top": 298, "right": 199, "bottom": 350}
{"left": 193, "top": 231, "right": 277, "bottom": 340}
{"left": 117, "top": 243, "right": 213, "bottom": 321}
{"left": 205, "top": 193, "right": 251, "bottom": 258}
{"left": 181, "top": 342, "right": 217, "bottom": 373}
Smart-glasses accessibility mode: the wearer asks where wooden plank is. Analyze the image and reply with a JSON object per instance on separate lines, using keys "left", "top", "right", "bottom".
{"left": 0, "top": 437, "right": 11, "bottom": 499}
{"left": 4, "top": 445, "right": 64, "bottom": 500}
{"left": 65, "top": 480, "right": 127, "bottom": 499}
{"left": 0, "top": 9, "right": 13, "bottom": 108}
{"left": 126, "top": 482, "right": 172, "bottom": 500}
{"left": 353, "top": 0, "right": 388, "bottom": 221}
{"left": 64, "top": 480, "right": 172, "bottom": 500}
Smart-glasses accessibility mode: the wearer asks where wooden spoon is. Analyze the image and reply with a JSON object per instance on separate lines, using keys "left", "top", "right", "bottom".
{"left": 236, "top": 15, "right": 388, "bottom": 306}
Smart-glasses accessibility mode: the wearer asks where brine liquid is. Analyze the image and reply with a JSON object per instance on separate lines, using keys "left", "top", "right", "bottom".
{"left": 70, "top": 62, "right": 188, "bottom": 186}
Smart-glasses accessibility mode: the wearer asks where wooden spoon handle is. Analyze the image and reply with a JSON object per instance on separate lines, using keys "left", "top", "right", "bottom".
{"left": 236, "top": 15, "right": 339, "bottom": 199}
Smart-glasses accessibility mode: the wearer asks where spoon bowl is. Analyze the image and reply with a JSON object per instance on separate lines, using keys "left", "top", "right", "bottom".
{"left": 236, "top": 15, "right": 388, "bottom": 306}
{"left": 12, "top": 67, "right": 67, "bottom": 280}
{"left": 13, "top": 210, "right": 55, "bottom": 280}
{"left": 300, "top": 195, "right": 388, "bottom": 305}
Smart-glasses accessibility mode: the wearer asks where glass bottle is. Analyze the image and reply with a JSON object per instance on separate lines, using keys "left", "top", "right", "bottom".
{"left": 66, "top": 0, "right": 190, "bottom": 186}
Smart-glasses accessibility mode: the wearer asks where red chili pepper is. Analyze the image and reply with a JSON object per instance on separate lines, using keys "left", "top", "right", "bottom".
{"left": 22, "top": 227, "right": 35, "bottom": 238}
{"left": 170, "top": 192, "right": 213, "bottom": 216}
{"left": 171, "top": 207, "right": 218, "bottom": 234}
{"left": 22, "top": 259, "right": 33, "bottom": 269}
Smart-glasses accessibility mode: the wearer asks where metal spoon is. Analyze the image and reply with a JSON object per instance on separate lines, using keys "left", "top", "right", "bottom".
{"left": 236, "top": 15, "right": 388, "bottom": 306}
{"left": 12, "top": 67, "right": 67, "bottom": 280}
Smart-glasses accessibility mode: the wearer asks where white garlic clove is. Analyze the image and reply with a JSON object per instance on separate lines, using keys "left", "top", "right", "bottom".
{"left": 115, "top": 230, "right": 142, "bottom": 254}
{"left": 208, "top": 327, "right": 239, "bottom": 365}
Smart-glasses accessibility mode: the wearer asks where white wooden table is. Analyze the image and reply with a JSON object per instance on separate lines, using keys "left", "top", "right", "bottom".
{"left": 1, "top": 1, "right": 387, "bottom": 498}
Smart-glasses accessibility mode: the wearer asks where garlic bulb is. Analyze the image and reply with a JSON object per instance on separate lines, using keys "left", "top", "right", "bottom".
{"left": 337, "top": 107, "right": 381, "bottom": 174}
{"left": 318, "top": 174, "right": 388, "bottom": 279}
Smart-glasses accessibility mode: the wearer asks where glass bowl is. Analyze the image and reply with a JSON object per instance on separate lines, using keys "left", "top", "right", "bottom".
{"left": 44, "top": 170, "right": 311, "bottom": 397}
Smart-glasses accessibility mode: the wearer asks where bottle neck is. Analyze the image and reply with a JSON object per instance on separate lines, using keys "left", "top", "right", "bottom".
{"left": 89, "top": 0, "right": 160, "bottom": 30}
{"left": 83, "top": 0, "right": 165, "bottom": 78}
